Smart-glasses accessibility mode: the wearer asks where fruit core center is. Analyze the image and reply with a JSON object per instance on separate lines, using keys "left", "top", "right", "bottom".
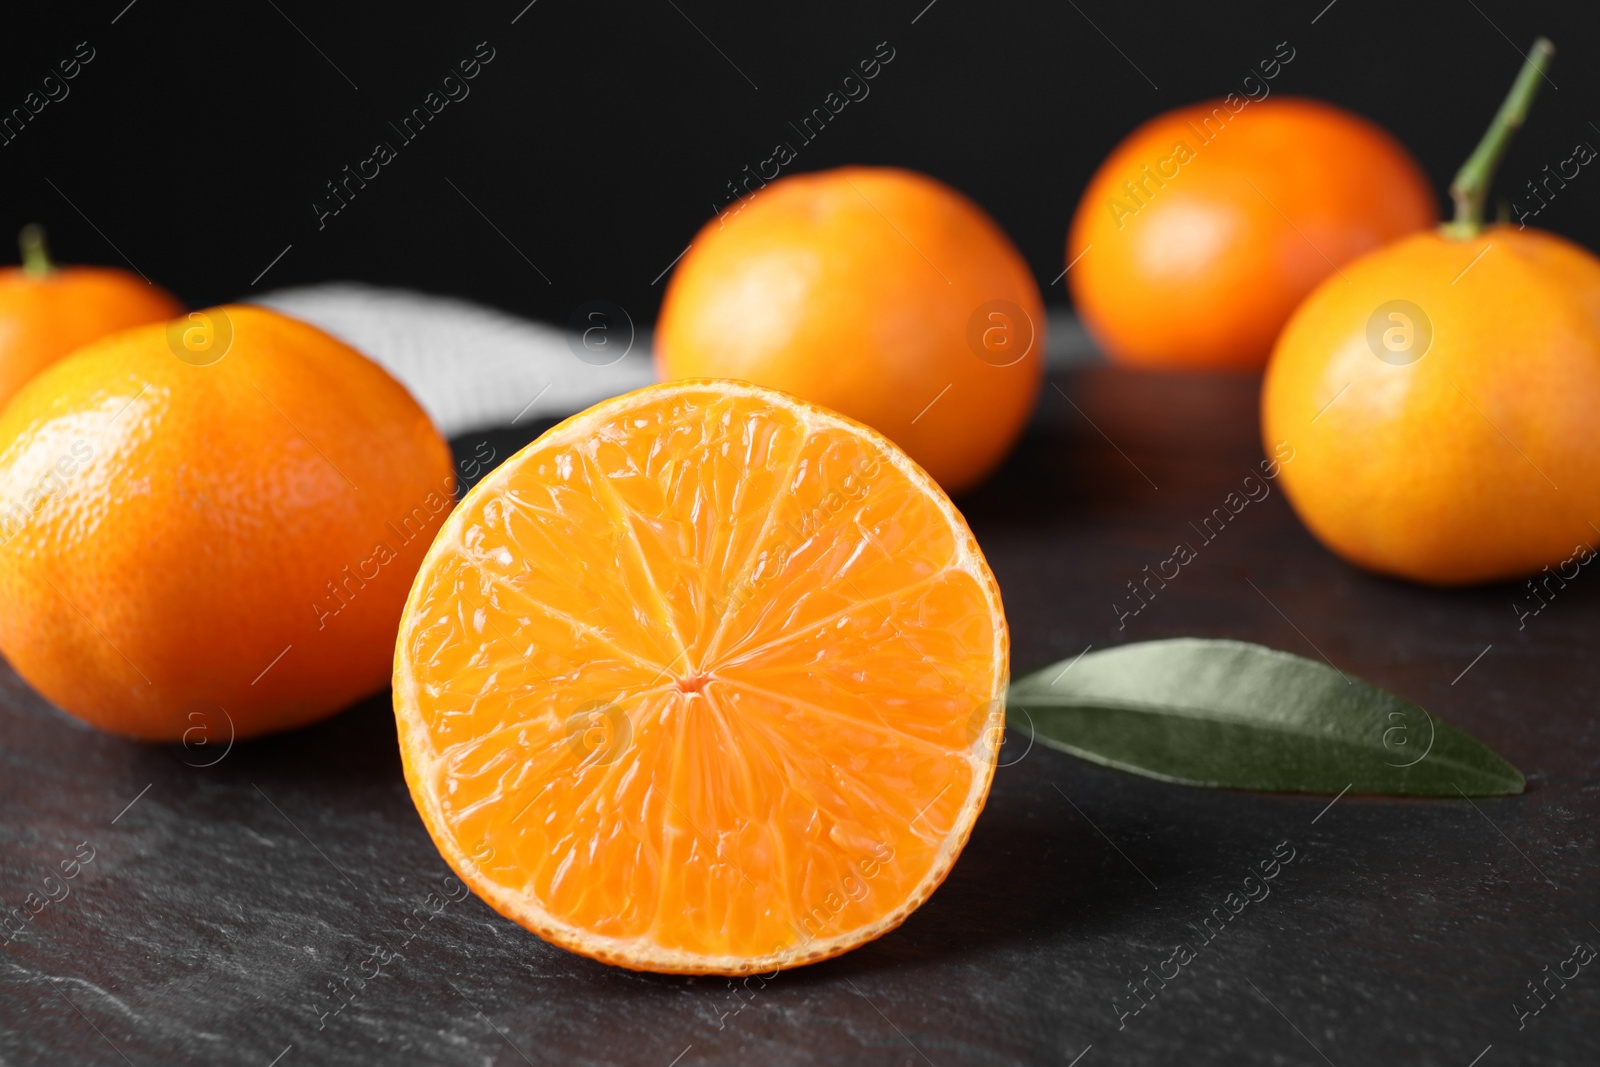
{"left": 675, "top": 673, "right": 711, "bottom": 695}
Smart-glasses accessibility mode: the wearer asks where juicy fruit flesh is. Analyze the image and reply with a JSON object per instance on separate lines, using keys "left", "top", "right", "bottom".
{"left": 395, "top": 383, "right": 1006, "bottom": 970}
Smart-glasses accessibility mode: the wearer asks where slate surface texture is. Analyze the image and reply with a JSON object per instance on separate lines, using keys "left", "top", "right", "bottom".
{"left": 2, "top": 367, "right": 1596, "bottom": 1066}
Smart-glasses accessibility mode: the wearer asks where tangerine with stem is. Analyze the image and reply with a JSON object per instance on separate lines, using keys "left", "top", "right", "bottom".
{"left": 1262, "top": 39, "right": 1600, "bottom": 585}
{"left": 0, "top": 226, "right": 182, "bottom": 410}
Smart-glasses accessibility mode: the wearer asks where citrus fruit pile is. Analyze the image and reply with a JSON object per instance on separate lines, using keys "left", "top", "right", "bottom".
{"left": 393, "top": 380, "right": 1007, "bottom": 972}
{"left": 0, "top": 28, "right": 1591, "bottom": 982}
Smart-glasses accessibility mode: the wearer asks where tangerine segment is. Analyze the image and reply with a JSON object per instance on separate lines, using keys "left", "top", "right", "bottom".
{"left": 394, "top": 380, "right": 1008, "bottom": 974}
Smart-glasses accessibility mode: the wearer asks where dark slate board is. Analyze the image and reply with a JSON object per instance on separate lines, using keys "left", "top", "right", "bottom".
{"left": 2, "top": 367, "right": 1596, "bottom": 1066}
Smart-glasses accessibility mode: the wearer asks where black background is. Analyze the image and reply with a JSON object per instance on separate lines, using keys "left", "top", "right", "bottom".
{"left": 3, "top": 0, "right": 1600, "bottom": 324}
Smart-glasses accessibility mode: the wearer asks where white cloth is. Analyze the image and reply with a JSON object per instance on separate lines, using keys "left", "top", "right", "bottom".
{"left": 252, "top": 283, "right": 655, "bottom": 437}
{"left": 251, "top": 285, "right": 1101, "bottom": 439}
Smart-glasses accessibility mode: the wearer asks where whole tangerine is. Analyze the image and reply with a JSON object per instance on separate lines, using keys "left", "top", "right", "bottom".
{"left": 0, "top": 226, "right": 182, "bottom": 411}
{"left": 1069, "top": 96, "right": 1436, "bottom": 370}
{"left": 656, "top": 166, "right": 1045, "bottom": 494}
{"left": 1263, "top": 39, "right": 1595, "bottom": 585}
{"left": 0, "top": 304, "right": 455, "bottom": 739}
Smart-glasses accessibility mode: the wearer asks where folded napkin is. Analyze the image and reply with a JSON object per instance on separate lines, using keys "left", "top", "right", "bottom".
{"left": 253, "top": 283, "right": 655, "bottom": 438}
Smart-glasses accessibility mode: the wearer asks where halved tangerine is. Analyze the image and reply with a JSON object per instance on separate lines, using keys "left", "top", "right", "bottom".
{"left": 393, "top": 380, "right": 1008, "bottom": 973}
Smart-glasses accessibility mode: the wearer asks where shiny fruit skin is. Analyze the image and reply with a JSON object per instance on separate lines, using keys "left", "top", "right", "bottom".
{"left": 0, "top": 266, "right": 181, "bottom": 411}
{"left": 0, "top": 305, "right": 455, "bottom": 739}
{"left": 1262, "top": 225, "right": 1600, "bottom": 585}
{"left": 1069, "top": 97, "right": 1436, "bottom": 370}
{"left": 656, "top": 166, "right": 1045, "bottom": 494}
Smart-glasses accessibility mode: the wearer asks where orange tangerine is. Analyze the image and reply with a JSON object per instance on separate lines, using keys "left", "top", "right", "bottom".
{"left": 393, "top": 380, "right": 1008, "bottom": 973}
{"left": 1262, "top": 40, "right": 1599, "bottom": 585}
{"left": 0, "top": 225, "right": 182, "bottom": 410}
{"left": 1069, "top": 98, "right": 1435, "bottom": 370}
{"left": 0, "top": 304, "right": 455, "bottom": 739}
{"left": 657, "top": 166, "right": 1045, "bottom": 494}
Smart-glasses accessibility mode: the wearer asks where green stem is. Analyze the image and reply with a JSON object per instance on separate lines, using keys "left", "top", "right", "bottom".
{"left": 1444, "top": 37, "right": 1555, "bottom": 238}
{"left": 19, "top": 225, "right": 53, "bottom": 277}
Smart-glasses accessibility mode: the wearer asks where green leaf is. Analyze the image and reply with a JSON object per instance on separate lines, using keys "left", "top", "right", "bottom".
{"left": 1007, "top": 638, "right": 1523, "bottom": 797}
